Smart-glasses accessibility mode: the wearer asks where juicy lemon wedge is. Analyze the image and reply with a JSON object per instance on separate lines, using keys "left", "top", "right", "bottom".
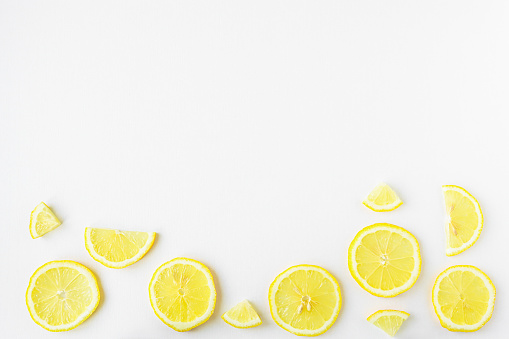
{"left": 363, "top": 183, "right": 402, "bottom": 212}
{"left": 269, "top": 264, "right": 342, "bottom": 336}
{"left": 85, "top": 227, "right": 156, "bottom": 269}
{"left": 26, "top": 260, "right": 100, "bottom": 331}
{"left": 367, "top": 310, "right": 409, "bottom": 336}
{"left": 222, "top": 300, "right": 262, "bottom": 328}
{"left": 29, "top": 202, "right": 61, "bottom": 238}
{"left": 442, "top": 185, "right": 483, "bottom": 256}
{"left": 432, "top": 265, "right": 495, "bottom": 332}
{"left": 149, "top": 258, "right": 216, "bottom": 332}
{"left": 348, "top": 223, "right": 421, "bottom": 297}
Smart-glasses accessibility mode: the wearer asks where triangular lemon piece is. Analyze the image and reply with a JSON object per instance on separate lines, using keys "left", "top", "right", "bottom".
{"left": 29, "top": 202, "right": 62, "bottom": 238}
{"left": 367, "top": 310, "right": 409, "bottom": 336}
{"left": 222, "top": 300, "right": 262, "bottom": 328}
{"left": 363, "top": 183, "right": 402, "bottom": 212}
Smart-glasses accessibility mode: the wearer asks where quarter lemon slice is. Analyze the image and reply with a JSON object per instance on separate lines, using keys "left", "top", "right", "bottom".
{"left": 348, "top": 223, "right": 421, "bottom": 297}
{"left": 363, "top": 183, "right": 402, "bottom": 212}
{"left": 26, "top": 260, "right": 100, "bottom": 331}
{"left": 85, "top": 227, "right": 156, "bottom": 269}
{"left": 442, "top": 185, "right": 483, "bottom": 256}
{"left": 29, "top": 202, "right": 61, "bottom": 238}
{"left": 432, "top": 265, "right": 495, "bottom": 332}
{"left": 367, "top": 310, "right": 409, "bottom": 336}
{"left": 149, "top": 258, "right": 216, "bottom": 332}
{"left": 222, "top": 300, "right": 262, "bottom": 328}
{"left": 268, "top": 265, "right": 342, "bottom": 336}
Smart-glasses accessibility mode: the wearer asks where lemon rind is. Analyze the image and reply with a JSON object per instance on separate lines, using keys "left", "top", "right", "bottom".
{"left": 432, "top": 265, "right": 495, "bottom": 332}
{"left": 268, "top": 264, "right": 342, "bottom": 336}
{"left": 348, "top": 223, "right": 421, "bottom": 298}
{"left": 367, "top": 309, "right": 409, "bottom": 323}
{"left": 84, "top": 227, "right": 156, "bottom": 269}
{"left": 29, "top": 202, "right": 62, "bottom": 239}
{"left": 26, "top": 260, "right": 100, "bottom": 332}
{"left": 148, "top": 258, "right": 216, "bottom": 332}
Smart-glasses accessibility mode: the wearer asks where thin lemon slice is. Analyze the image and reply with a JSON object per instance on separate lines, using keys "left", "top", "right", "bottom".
{"left": 363, "top": 183, "right": 402, "bottom": 212}
{"left": 26, "top": 260, "right": 100, "bottom": 331}
{"left": 432, "top": 265, "right": 495, "bottom": 332}
{"left": 85, "top": 227, "right": 156, "bottom": 269}
{"left": 269, "top": 265, "right": 342, "bottom": 336}
{"left": 149, "top": 258, "right": 216, "bottom": 332}
{"left": 348, "top": 223, "right": 421, "bottom": 297}
{"left": 222, "top": 300, "right": 262, "bottom": 328}
{"left": 29, "top": 202, "right": 61, "bottom": 238}
{"left": 367, "top": 310, "right": 409, "bottom": 336}
{"left": 442, "top": 185, "right": 483, "bottom": 256}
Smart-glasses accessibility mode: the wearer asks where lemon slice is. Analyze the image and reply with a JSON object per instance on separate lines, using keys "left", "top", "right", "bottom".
{"left": 222, "top": 300, "right": 262, "bottom": 328}
{"left": 367, "top": 310, "right": 409, "bottom": 336}
{"left": 29, "top": 202, "right": 61, "bottom": 238}
{"left": 26, "top": 260, "right": 100, "bottom": 331}
{"left": 84, "top": 227, "right": 156, "bottom": 269}
{"left": 432, "top": 265, "right": 495, "bottom": 332}
{"left": 363, "top": 183, "right": 402, "bottom": 212}
{"left": 149, "top": 258, "right": 216, "bottom": 332}
{"left": 268, "top": 264, "right": 342, "bottom": 336}
{"left": 442, "top": 185, "right": 483, "bottom": 256}
{"left": 348, "top": 223, "right": 421, "bottom": 297}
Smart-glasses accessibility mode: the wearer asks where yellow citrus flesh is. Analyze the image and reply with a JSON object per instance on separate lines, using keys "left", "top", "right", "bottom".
{"left": 26, "top": 260, "right": 100, "bottom": 331}
{"left": 269, "top": 265, "right": 342, "bottom": 336}
{"left": 432, "top": 265, "right": 495, "bottom": 332}
{"left": 84, "top": 227, "right": 155, "bottom": 269}
{"left": 348, "top": 223, "right": 421, "bottom": 297}
{"left": 222, "top": 300, "right": 262, "bottom": 328}
{"left": 363, "top": 183, "right": 403, "bottom": 212}
{"left": 367, "top": 310, "right": 409, "bottom": 336}
{"left": 149, "top": 258, "right": 216, "bottom": 332}
{"left": 29, "top": 202, "right": 61, "bottom": 238}
{"left": 442, "top": 185, "right": 483, "bottom": 256}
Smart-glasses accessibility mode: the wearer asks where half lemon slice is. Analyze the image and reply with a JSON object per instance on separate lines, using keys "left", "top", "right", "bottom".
{"left": 367, "top": 310, "right": 409, "bottom": 336}
{"left": 222, "top": 300, "right": 262, "bottom": 328}
{"left": 269, "top": 264, "right": 342, "bottom": 336}
{"left": 29, "top": 202, "right": 61, "bottom": 238}
{"left": 363, "top": 183, "right": 402, "bottom": 212}
{"left": 85, "top": 227, "right": 156, "bottom": 269}
{"left": 442, "top": 185, "right": 483, "bottom": 256}
{"left": 26, "top": 260, "right": 100, "bottom": 331}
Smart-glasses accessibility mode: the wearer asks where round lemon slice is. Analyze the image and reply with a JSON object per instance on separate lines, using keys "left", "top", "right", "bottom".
{"left": 367, "top": 310, "right": 409, "bottom": 336}
{"left": 363, "top": 183, "right": 403, "bottom": 212}
{"left": 149, "top": 258, "right": 216, "bottom": 332}
{"left": 348, "top": 223, "right": 421, "bottom": 297}
{"left": 85, "top": 227, "right": 156, "bottom": 269}
{"left": 268, "top": 264, "right": 342, "bottom": 336}
{"left": 432, "top": 265, "right": 495, "bottom": 332}
{"left": 29, "top": 202, "right": 62, "bottom": 238}
{"left": 222, "top": 300, "right": 262, "bottom": 328}
{"left": 442, "top": 185, "right": 483, "bottom": 256}
{"left": 26, "top": 260, "right": 100, "bottom": 331}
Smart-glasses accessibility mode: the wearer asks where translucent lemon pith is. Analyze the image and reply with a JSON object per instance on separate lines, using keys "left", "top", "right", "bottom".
{"left": 348, "top": 223, "right": 421, "bottom": 297}
{"left": 269, "top": 265, "right": 342, "bottom": 336}
{"left": 442, "top": 185, "right": 483, "bottom": 256}
{"left": 222, "top": 300, "right": 262, "bottom": 328}
{"left": 432, "top": 265, "right": 495, "bottom": 332}
{"left": 367, "top": 310, "right": 409, "bottom": 336}
{"left": 149, "top": 258, "right": 216, "bottom": 332}
{"left": 26, "top": 260, "right": 100, "bottom": 332}
{"left": 85, "top": 227, "right": 156, "bottom": 268}
{"left": 29, "top": 202, "right": 61, "bottom": 238}
{"left": 363, "top": 183, "right": 402, "bottom": 212}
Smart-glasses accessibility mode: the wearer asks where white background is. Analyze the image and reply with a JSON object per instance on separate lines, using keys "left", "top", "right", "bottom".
{"left": 1, "top": 1, "right": 508, "bottom": 338}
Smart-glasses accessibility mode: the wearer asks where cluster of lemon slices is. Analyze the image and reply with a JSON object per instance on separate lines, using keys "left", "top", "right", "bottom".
{"left": 25, "top": 184, "right": 496, "bottom": 336}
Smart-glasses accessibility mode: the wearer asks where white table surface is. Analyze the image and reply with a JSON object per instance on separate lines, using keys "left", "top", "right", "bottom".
{"left": 1, "top": 1, "right": 508, "bottom": 338}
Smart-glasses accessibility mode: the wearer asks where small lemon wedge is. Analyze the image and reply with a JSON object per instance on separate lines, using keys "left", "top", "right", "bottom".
{"left": 363, "top": 183, "right": 402, "bottom": 212}
{"left": 29, "top": 202, "right": 61, "bottom": 238}
{"left": 367, "top": 310, "right": 409, "bottom": 336}
{"left": 222, "top": 300, "right": 262, "bottom": 328}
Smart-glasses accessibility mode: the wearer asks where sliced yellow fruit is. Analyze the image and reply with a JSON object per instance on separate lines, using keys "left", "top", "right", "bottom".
{"left": 348, "top": 223, "right": 421, "bottom": 297}
{"left": 222, "top": 300, "right": 262, "bottom": 328}
{"left": 29, "top": 202, "right": 61, "bottom": 238}
{"left": 367, "top": 310, "right": 409, "bottom": 336}
{"left": 26, "top": 260, "right": 100, "bottom": 331}
{"left": 432, "top": 265, "right": 495, "bottom": 332}
{"left": 149, "top": 258, "right": 216, "bottom": 332}
{"left": 363, "top": 183, "right": 403, "bottom": 212}
{"left": 268, "top": 264, "right": 342, "bottom": 336}
{"left": 84, "top": 227, "right": 156, "bottom": 269}
{"left": 442, "top": 185, "right": 483, "bottom": 256}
